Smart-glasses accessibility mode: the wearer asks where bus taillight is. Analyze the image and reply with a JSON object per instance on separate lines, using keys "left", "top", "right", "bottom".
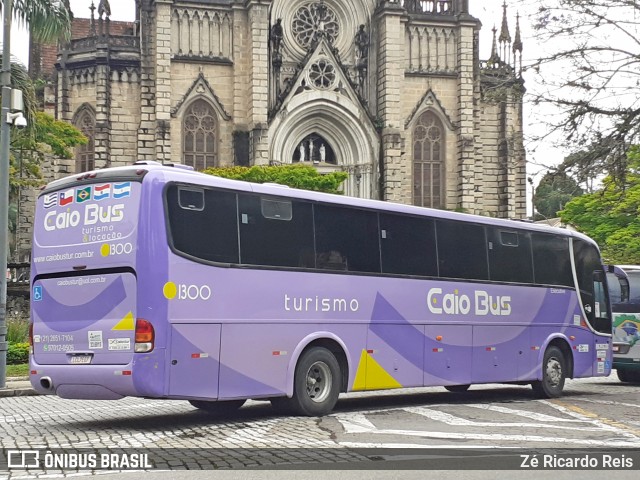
{"left": 134, "top": 319, "right": 155, "bottom": 353}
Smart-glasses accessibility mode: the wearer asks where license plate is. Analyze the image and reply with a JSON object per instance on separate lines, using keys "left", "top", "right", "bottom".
{"left": 70, "top": 355, "right": 92, "bottom": 364}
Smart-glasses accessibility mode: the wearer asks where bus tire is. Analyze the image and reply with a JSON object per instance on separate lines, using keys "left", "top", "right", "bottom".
{"left": 444, "top": 384, "right": 470, "bottom": 393}
{"left": 189, "top": 399, "right": 246, "bottom": 415}
{"left": 289, "top": 347, "right": 341, "bottom": 416}
{"left": 617, "top": 369, "right": 631, "bottom": 383}
{"left": 531, "top": 346, "right": 566, "bottom": 398}
{"left": 617, "top": 369, "right": 640, "bottom": 383}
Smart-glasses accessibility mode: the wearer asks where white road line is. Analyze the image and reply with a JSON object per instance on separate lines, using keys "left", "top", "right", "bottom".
{"left": 463, "top": 403, "right": 586, "bottom": 422}
{"left": 404, "top": 406, "right": 603, "bottom": 431}
{"left": 333, "top": 412, "right": 640, "bottom": 447}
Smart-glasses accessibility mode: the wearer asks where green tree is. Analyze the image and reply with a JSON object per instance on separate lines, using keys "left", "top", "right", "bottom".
{"left": 559, "top": 146, "right": 640, "bottom": 263}
{"left": 534, "top": 171, "right": 583, "bottom": 219}
{"left": 530, "top": 1, "right": 640, "bottom": 184}
{"left": 203, "top": 164, "right": 348, "bottom": 194}
{"left": 8, "top": 110, "right": 85, "bottom": 254}
{"left": 1, "top": 0, "right": 72, "bottom": 43}
{"left": 10, "top": 111, "right": 87, "bottom": 188}
{"left": 0, "top": 55, "right": 37, "bottom": 138}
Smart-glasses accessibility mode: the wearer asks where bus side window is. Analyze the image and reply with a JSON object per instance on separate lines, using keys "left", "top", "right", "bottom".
{"left": 178, "top": 187, "right": 204, "bottom": 211}
{"left": 238, "top": 194, "right": 314, "bottom": 268}
{"left": 314, "top": 204, "right": 380, "bottom": 274}
{"left": 487, "top": 228, "right": 534, "bottom": 283}
{"left": 531, "top": 234, "right": 573, "bottom": 287}
{"left": 379, "top": 213, "right": 437, "bottom": 277}
{"left": 167, "top": 185, "right": 239, "bottom": 263}
{"left": 436, "top": 220, "right": 488, "bottom": 280}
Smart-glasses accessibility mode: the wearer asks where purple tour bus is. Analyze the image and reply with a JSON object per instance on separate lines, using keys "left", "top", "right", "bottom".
{"left": 29, "top": 161, "right": 613, "bottom": 416}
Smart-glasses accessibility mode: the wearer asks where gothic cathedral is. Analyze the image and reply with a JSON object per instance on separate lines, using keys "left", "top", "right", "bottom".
{"left": 22, "top": 0, "right": 526, "bottom": 256}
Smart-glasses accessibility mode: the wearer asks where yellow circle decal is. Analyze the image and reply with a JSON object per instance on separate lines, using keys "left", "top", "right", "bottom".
{"left": 100, "top": 244, "right": 110, "bottom": 257}
{"left": 163, "top": 282, "right": 177, "bottom": 300}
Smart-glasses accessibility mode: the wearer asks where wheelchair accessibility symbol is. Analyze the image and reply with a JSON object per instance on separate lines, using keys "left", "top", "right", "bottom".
{"left": 33, "top": 286, "right": 43, "bottom": 302}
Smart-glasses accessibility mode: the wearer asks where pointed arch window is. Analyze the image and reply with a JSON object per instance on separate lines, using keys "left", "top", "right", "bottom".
{"left": 74, "top": 110, "right": 95, "bottom": 173}
{"left": 293, "top": 133, "right": 336, "bottom": 164}
{"left": 183, "top": 99, "right": 217, "bottom": 170}
{"left": 413, "top": 111, "right": 444, "bottom": 208}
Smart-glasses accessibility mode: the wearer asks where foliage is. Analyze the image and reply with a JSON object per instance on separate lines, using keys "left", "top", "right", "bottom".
{"left": 10, "top": 111, "right": 87, "bottom": 189}
{"left": 559, "top": 146, "right": 640, "bottom": 263}
{"left": 0, "top": 55, "right": 37, "bottom": 135}
{"left": 533, "top": 171, "right": 583, "bottom": 219}
{"left": 1, "top": 0, "right": 72, "bottom": 43}
{"left": 6, "top": 363, "right": 29, "bottom": 376}
{"left": 6, "top": 317, "right": 29, "bottom": 343}
{"left": 6, "top": 342, "right": 29, "bottom": 365}
{"left": 203, "top": 164, "right": 348, "bottom": 194}
{"left": 530, "top": 1, "right": 640, "bottom": 184}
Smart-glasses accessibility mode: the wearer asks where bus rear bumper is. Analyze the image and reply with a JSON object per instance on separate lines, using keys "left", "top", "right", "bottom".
{"left": 29, "top": 362, "right": 139, "bottom": 399}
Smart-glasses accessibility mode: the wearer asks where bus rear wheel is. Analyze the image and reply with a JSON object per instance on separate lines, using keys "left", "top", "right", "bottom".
{"left": 189, "top": 399, "right": 246, "bottom": 415}
{"left": 289, "top": 347, "right": 341, "bottom": 416}
{"left": 532, "top": 346, "right": 566, "bottom": 398}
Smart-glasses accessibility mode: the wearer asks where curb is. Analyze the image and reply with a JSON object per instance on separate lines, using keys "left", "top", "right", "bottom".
{"left": 0, "top": 378, "right": 39, "bottom": 397}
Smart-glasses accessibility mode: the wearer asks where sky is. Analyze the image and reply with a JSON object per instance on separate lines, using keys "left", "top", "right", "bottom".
{"left": 1, "top": 1, "right": 551, "bottom": 189}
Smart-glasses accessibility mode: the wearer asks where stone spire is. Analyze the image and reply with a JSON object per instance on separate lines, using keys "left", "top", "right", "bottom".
{"left": 512, "top": 12, "right": 523, "bottom": 53}
{"left": 488, "top": 25, "right": 501, "bottom": 66}
{"left": 499, "top": 1, "right": 511, "bottom": 44}
{"left": 512, "top": 12, "right": 523, "bottom": 76}
{"left": 498, "top": 1, "right": 511, "bottom": 65}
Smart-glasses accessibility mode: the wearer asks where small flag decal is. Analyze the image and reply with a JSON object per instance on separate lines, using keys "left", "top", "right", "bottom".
{"left": 43, "top": 192, "right": 58, "bottom": 209}
{"left": 76, "top": 187, "right": 92, "bottom": 203}
{"left": 113, "top": 182, "right": 131, "bottom": 199}
{"left": 94, "top": 184, "right": 111, "bottom": 201}
{"left": 59, "top": 188, "right": 75, "bottom": 206}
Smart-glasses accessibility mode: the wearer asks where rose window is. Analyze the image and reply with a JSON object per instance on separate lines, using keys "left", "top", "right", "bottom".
{"left": 292, "top": 2, "right": 340, "bottom": 48}
{"left": 308, "top": 59, "right": 336, "bottom": 89}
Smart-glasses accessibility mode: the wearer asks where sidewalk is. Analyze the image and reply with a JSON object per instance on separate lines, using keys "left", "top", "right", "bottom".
{"left": 0, "top": 376, "right": 38, "bottom": 397}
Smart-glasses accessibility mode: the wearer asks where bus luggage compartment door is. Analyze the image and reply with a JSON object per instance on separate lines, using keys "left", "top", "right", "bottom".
{"left": 168, "top": 323, "right": 221, "bottom": 399}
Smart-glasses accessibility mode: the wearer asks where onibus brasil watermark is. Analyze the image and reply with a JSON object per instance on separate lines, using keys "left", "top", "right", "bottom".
{"left": 5, "top": 449, "right": 152, "bottom": 470}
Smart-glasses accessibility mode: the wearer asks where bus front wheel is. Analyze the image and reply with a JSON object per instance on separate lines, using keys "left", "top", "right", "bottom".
{"left": 532, "top": 346, "right": 566, "bottom": 398}
{"left": 289, "top": 347, "right": 341, "bottom": 416}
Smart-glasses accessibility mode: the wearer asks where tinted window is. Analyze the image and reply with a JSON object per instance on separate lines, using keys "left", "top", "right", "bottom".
{"left": 607, "top": 272, "right": 627, "bottom": 304}
{"left": 487, "top": 228, "right": 534, "bottom": 283}
{"left": 574, "top": 239, "right": 610, "bottom": 333}
{"left": 436, "top": 220, "right": 488, "bottom": 280}
{"left": 238, "top": 195, "right": 314, "bottom": 267}
{"left": 380, "top": 213, "right": 437, "bottom": 276}
{"left": 628, "top": 271, "right": 640, "bottom": 304}
{"left": 167, "top": 185, "right": 239, "bottom": 263}
{"left": 531, "top": 234, "right": 573, "bottom": 287}
{"left": 314, "top": 204, "right": 380, "bottom": 273}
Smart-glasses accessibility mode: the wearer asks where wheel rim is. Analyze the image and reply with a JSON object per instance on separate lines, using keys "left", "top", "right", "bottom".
{"left": 545, "top": 356, "right": 562, "bottom": 388}
{"left": 305, "top": 361, "right": 332, "bottom": 403}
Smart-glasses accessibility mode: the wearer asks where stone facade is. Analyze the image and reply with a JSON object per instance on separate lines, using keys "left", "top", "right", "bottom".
{"left": 17, "top": 0, "right": 526, "bottom": 259}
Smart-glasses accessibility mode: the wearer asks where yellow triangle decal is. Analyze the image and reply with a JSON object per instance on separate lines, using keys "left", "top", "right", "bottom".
{"left": 112, "top": 311, "right": 135, "bottom": 331}
{"left": 352, "top": 349, "right": 402, "bottom": 391}
{"left": 353, "top": 350, "right": 368, "bottom": 391}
